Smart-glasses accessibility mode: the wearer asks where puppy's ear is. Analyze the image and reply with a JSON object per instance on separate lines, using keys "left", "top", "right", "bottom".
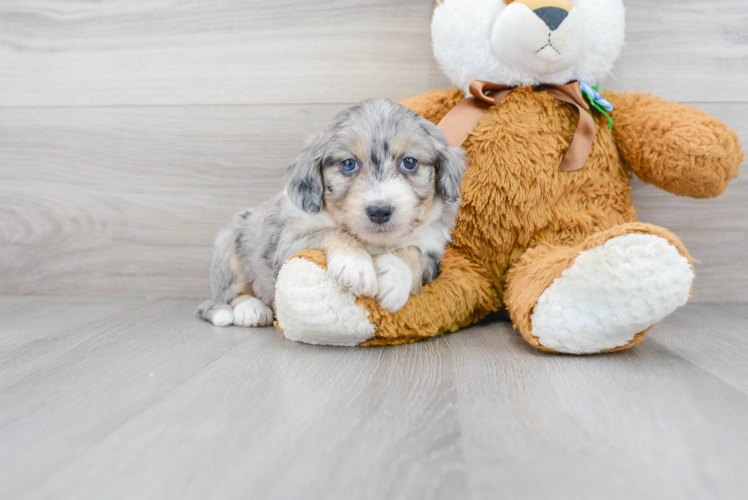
{"left": 419, "top": 120, "right": 466, "bottom": 205}
{"left": 436, "top": 143, "right": 465, "bottom": 205}
{"left": 286, "top": 132, "right": 326, "bottom": 214}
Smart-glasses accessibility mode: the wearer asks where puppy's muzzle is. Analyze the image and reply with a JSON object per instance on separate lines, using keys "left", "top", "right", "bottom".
{"left": 366, "top": 205, "right": 393, "bottom": 225}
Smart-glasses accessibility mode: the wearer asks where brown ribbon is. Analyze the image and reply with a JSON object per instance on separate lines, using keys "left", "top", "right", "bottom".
{"left": 437, "top": 80, "right": 595, "bottom": 172}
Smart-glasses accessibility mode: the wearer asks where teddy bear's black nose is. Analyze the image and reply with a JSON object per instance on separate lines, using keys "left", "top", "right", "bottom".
{"left": 534, "top": 7, "right": 569, "bottom": 31}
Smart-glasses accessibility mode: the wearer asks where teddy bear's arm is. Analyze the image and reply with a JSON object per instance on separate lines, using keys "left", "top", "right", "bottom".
{"left": 399, "top": 88, "right": 465, "bottom": 125}
{"left": 604, "top": 91, "right": 743, "bottom": 198}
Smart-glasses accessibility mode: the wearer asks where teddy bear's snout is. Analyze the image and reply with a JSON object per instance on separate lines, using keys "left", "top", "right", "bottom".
{"left": 491, "top": 0, "right": 583, "bottom": 79}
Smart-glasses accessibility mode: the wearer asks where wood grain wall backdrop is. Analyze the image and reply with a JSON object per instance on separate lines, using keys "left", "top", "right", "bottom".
{"left": 0, "top": 0, "right": 746, "bottom": 301}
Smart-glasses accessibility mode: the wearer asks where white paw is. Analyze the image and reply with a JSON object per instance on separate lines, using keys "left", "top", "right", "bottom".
{"left": 531, "top": 234, "right": 695, "bottom": 354}
{"left": 275, "top": 257, "right": 376, "bottom": 346}
{"left": 233, "top": 298, "right": 274, "bottom": 328}
{"left": 327, "top": 251, "right": 378, "bottom": 298}
{"left": 211, "top": 307, "right": 235, "bottom": 327}
{"left": 374, "top": 254, "right": 413, "bottom": 313}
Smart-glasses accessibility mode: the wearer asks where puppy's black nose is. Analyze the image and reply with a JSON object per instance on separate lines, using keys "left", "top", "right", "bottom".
{"left": 534, "top": 7, "right": 568, "bottom": 31}
{"left": 366, "top": 205, "right": 393, "bottom": 224}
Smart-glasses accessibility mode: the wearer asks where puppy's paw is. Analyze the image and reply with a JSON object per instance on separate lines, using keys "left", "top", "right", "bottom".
{"left": 197, "top": 301, "right": 235, "bottom": 327}
{"left": 375, "top": 254, "right": 413, "bottom": 313}
{"left": 327, "top": 251, "right": 378, "bottom": 298}
{"left": 211, "top": 307, "right": 235, "bottom": 327}
{"left": 233, "top": 298, "right": 274, "bottom": 328}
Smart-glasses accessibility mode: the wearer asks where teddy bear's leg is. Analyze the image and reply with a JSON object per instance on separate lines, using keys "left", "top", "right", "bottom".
{"left": 504, "top": 223, "right": 695, "bottom": 355}
{"left": 275, "top": 248, "right": 496, "bottom": 346}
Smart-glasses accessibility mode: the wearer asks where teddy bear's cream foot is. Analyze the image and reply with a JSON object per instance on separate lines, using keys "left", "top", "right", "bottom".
{"left": 505, "top": 223, "right": 695, "bottom": 355}
{"left": 274, "top": 252, "right": 376, "bottom": 346}
{"left": 275, "top": 248, "right": 496, "bottom": 347}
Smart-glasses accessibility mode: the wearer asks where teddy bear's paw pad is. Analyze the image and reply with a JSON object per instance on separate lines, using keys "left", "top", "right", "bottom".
{"left": 275, "top": 257, "right": 376, "bottom": 346}
{"left": 531, "top": 234, "right": 694, "bottom": 354}
{"left": 233, "top": 298, "right": 274, "bottom": 328}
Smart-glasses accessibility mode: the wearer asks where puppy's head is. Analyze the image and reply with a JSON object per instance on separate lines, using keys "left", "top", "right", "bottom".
{"left": 287, "top": 98, "right": 465, "bottom": 245}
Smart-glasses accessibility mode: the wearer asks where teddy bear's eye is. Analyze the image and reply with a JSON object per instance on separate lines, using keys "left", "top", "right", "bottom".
{"left": 400, "top": 157, "right": 419, "bottom": 173}
{"left": 340, "top": 159, "right": 359, "bottom": 175}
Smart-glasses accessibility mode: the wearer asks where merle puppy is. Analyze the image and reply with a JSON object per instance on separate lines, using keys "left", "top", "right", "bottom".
{"left": 198, "top": 98, "right": 465, "bottom": 327}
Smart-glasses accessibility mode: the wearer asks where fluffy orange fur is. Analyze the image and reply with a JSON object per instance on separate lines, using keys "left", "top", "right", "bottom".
{"left": 284, "top": 87, "right": 743, "bottom": 351}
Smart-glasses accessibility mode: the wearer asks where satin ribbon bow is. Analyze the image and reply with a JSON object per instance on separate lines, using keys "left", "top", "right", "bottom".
{"left": 437, "top": 80, "right": 596, "bottom": 172}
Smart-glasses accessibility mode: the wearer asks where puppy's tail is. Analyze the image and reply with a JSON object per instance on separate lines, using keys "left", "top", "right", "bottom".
{"left": 196, "top": 226, "right": 237, "bottom": 326}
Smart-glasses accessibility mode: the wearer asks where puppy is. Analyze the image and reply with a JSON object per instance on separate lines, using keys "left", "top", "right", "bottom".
{"left": 197, "top": 98, "right": 465, "bottom": 327}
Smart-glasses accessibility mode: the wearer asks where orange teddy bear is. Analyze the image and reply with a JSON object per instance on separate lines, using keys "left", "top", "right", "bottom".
{"left": 274, "top": 0, "right": 743, "bottom": 354}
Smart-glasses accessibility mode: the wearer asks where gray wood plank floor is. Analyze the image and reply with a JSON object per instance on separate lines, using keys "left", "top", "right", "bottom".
{"left": 1, "top": 297, "right": 746, "bottom": 500}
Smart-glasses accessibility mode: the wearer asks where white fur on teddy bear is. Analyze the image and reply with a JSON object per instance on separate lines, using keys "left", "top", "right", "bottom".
{"left": 275, "top": 257, "right": 375, "bottom": 346}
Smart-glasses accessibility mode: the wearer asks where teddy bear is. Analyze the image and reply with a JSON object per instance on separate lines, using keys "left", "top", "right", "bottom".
{"left": 271, "top": 0, "right": 743, "bottom": 354}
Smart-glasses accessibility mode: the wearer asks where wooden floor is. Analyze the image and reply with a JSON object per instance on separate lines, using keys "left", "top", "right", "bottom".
{"left": 0, "top": 298, "right": 746, "bottom": 499}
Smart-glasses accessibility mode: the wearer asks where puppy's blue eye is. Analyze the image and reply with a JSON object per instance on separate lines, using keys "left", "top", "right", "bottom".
{"left": 341, "top": 159, "right": 359, "bottom": 174}
{"left": 400, "top": 157, "right": 419, "bottom": 173}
